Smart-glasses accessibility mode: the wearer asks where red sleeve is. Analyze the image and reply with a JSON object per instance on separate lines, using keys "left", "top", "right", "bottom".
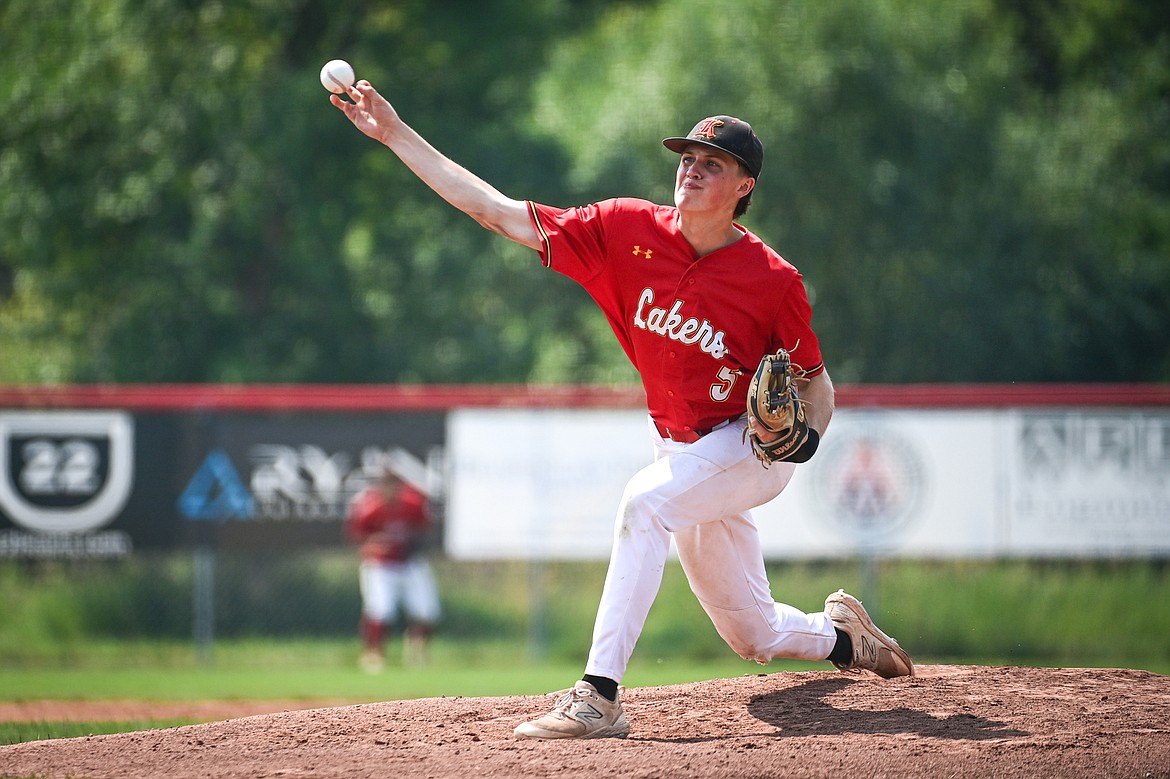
{"left": 527, "top": 200, "right": 613, "bottom": 284}
{"left": 398, "top": 485, "right": 431, "bottom": 530}
{"left": 773, "top": 275, "right": 824, "bottom": 378}
{"left": 345, "top": 488, "right": 380, "bottom": 540}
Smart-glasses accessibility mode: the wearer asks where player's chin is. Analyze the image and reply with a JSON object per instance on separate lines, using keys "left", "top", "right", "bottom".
{"left": 674, "top": 188, "right": 701, "bottom": 209}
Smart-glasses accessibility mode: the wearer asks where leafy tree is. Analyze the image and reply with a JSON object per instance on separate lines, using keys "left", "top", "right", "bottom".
{"left": 527, "top": 0, "right": 1170, "bottom": 382}
{"left": 0, "top": 0, "right": 606, "bottom": 383}
{"left": 1, "top": 0, "right": 1166, "bottom": 385}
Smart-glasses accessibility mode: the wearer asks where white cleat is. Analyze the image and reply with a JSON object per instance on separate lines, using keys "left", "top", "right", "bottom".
{"left": 513, "top": 681, "right": 630, "bottom": 740}
{"left": 825, "top": 589, "right": 915, "bottom": 679}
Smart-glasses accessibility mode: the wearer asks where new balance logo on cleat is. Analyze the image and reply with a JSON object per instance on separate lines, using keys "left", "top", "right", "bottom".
{"left": 513, "top": 681, "right": 630, "bottom": 740}
{"left": 576, "top": 705, "right": 604, "bottom": 722}
{"left": 825, "top": 589, "right": 914, "bottom": 679}
{"left": 859, "top": 635, "right": 880, "bottom": 667}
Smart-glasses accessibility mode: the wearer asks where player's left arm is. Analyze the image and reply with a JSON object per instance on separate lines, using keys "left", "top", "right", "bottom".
{"left": 798, "top": 367, "right": 834, "bottom": 437}
{"left": 745, "top": 363, "right": 834, "bottom": 462}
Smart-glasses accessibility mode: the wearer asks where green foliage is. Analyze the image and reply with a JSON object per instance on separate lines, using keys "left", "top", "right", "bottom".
{"left": 3, "top": 556, "right": 1169, "bottom": 673}
{"left": 882, "top": 559, "right": 1170, "bottom": 667}
{"left": 0, "top": 558, "right": 192, "bottom": 659}
{"left": 0, "top": 1, "right": 1167, "bottom": 383}
{"left": 530, "top": 0, "right": 1170, "bottom": 382}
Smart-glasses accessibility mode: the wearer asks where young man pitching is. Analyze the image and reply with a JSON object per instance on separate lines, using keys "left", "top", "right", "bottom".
{"left": 331, "top": 81, "right": 914, "bottom": 740}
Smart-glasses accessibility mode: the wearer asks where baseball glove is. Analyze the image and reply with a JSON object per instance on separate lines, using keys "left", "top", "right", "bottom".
{"left": 744, "top": 349, "right": 810, "bottom": 466}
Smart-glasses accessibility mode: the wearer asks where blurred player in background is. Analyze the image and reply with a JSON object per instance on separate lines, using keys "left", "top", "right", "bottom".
{"left": 345, "top": 465, "right": 441, "bottom": 672}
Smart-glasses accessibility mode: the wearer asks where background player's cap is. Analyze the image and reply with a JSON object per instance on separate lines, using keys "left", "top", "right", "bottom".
{"left": 663, "top": 116, "right": 764, "bottom": 178}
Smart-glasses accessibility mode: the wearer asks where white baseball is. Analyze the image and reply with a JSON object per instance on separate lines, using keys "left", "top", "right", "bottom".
{"left": 320, "top": 59, "right": 355, "bottom": 94}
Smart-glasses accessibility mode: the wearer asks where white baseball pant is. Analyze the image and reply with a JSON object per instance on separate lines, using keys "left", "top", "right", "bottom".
{"left": 583, "top": 416, "right": 837, "bottom": 683}
{"left": 359, "top": 558, "right": 441, "bottom": 625}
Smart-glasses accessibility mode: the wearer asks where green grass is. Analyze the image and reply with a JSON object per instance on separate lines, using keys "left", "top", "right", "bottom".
{"left": 2, "top": 720, "right": 193, "bottom": 747}
{"left": 2, "top": 640, "right": 1162, "bottom": 747}
{"left": 0, "top": 637, "right": 812, "bottom": 701}
{"left": 2, "top": 557, "right": 1168, "bottom": 746}
{"left": 0, "top": 639, "right": 811, "bottom": 747}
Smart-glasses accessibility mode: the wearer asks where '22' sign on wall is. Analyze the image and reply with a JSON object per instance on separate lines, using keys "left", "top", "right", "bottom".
{"left": 0, "top": 412, "right": 135, "bottom": 534}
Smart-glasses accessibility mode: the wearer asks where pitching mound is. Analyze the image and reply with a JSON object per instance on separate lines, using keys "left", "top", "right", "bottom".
{"left": 2, "top": 665, "right": 1167, "bottom": 778}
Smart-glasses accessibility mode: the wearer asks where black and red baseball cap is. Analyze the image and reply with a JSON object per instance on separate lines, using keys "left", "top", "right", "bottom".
{"left": 663, "top": 115, "right": 764, "bottom": 179}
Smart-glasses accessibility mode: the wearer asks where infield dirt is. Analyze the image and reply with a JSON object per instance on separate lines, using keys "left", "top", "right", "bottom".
{"left": 2, "top": 665, "right": 1167, "bottom": 778}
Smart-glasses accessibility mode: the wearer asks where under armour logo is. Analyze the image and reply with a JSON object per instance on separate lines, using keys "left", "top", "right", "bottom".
{"left": 693, "top": 118, "right": 724, "bottom": 140}
{"left": 632, "top": 245, "right": 653, "bottom": 260}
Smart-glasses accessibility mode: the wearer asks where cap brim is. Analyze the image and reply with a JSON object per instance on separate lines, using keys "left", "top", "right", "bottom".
{"left": 662, "top": 137, "right": 756, "bottom": 177}
{"left": 662, "top": 136, "right": 695, "bottom": 154}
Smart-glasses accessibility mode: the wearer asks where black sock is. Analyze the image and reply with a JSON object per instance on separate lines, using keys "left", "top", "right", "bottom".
{"left": 827, "top": 627, "right": 853, "bottom": 666}
{"left": 582, "top": 674, "right": 619, "bottom": 702}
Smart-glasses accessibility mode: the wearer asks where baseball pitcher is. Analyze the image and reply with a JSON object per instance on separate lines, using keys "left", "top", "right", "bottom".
{"left": 332, "top": 83, "right": 913, "bottom": 740}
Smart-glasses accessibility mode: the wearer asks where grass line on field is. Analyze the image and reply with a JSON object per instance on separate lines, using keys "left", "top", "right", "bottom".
{"left": 0, "top": 643, "right": 816, "bottom": 702}
{"left": 0, "top": 719, "right": 195, "bottom": 747}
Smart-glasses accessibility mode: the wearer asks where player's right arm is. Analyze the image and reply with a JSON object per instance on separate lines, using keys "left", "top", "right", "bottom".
{"left": 332, "top": 81, "right": 541, "bottom": 251}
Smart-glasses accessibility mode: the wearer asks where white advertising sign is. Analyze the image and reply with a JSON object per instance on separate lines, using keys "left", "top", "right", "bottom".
{"left": 756, "top": 410, "right": 1002, "bottom": 558}
{"left": 1004, "top": 410, "right": 1170, "bottom": 556}
{"left": 445, "top": 409, "right": 651, "bottom": 560}
{"left": 445, "top": 407, "right": 1170, "bottom": 560}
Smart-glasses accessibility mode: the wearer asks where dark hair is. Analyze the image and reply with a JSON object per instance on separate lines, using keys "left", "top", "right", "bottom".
{"left": 734, "top": 162, "right": 755, "bottom": 218}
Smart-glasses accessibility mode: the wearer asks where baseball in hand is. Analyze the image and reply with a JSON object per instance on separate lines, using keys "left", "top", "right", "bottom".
{"left": 320, "top": 59, "right": 355, "bottom": 94}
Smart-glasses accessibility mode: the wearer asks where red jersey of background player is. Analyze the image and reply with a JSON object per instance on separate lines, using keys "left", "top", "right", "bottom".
{"left": 528, "top": 197, "right": 824, "bottom": 436}
{"left": 345, "top": 481, "right": 430, "bottom": 564}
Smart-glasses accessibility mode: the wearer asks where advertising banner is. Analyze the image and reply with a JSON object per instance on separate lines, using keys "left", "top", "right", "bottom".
{"left": 0, "top": 411, "right": 137, "bottom": 558}
{"left": 171, "top": 411, "right": 444, "bottom": 550}
{"left": 3, "top": 386, "right": 1166, "bottom": 560}
{"left": 445, "top": 407, "right": 1170, "bottom": 560}
{"left": 1004, "top": 410, "right": 1170, "bottom": 556}
{"left": 445, "top": 409, "right": 653, "bottom": 560}
{"left": 0, "top": 408, "right": 445, "bottom": 558}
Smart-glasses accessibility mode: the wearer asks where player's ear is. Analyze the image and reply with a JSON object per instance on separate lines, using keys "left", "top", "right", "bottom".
{"left": 737, "top": 176, "right": 756, "bottom": 196}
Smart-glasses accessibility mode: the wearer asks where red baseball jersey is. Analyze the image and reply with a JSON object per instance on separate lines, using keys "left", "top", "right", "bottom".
{"left": 528, "top": 197, "right": 824, "bottom": 436}
{"left": 345, "top": 483, "right": 430, "bottom": 564}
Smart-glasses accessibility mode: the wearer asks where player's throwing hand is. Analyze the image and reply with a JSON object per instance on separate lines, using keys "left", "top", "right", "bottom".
{"left": 331, "top": 81, "right": 401, "bottom": 146}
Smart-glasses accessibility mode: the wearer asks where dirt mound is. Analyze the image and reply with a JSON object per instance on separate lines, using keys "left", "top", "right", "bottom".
{"left": 2, "top": 666, "right": 1168, "bottom": 778}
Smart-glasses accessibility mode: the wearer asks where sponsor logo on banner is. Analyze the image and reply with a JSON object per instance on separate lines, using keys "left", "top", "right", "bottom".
{"left": 1011, "top": 412, "right": 1170, "bottom": 551}
{"left": 178, "top": 445, "right": 436, "bottom": 523}
{"left": 178, "top": 450, "right": 256, "bottom": 521}
{"left": 811, "top": 424, "right": 924, "bottom": 540}
{"left": 0, "top": 411, "right": 135, "bottom": 535}
{"left": 1019, "top": 413, "right": 1169, "bottom": 481}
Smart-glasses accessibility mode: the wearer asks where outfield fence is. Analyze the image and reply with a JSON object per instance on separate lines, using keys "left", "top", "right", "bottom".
{"left": 1, "top": 383, "right": 1166, "bottom": 562}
